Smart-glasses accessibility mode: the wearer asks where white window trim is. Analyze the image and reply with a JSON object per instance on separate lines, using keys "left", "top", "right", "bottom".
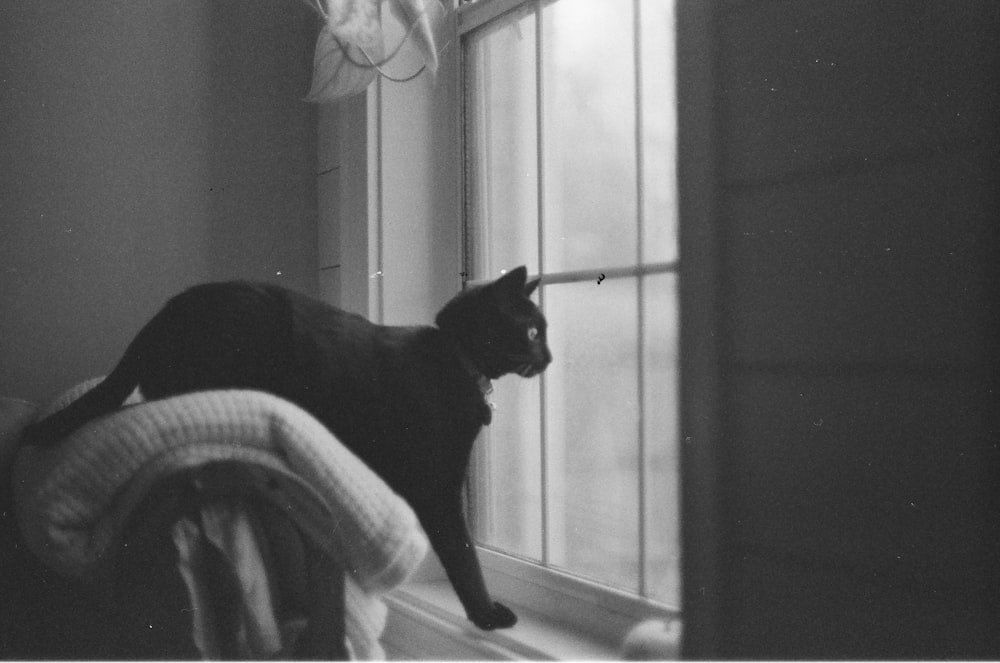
{"left": 477, "top": 549, "right": 678, "bottom": 643}
{"left": 383, "top": 547, "right": 680, "bottom": 660}
{"left": 384, "top": 581, "right": 626, "bottom": 660}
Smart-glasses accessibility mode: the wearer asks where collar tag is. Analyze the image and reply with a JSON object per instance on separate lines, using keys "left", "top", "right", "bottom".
{"left": 477, "top": 376, "right": 496, "bottom": 411}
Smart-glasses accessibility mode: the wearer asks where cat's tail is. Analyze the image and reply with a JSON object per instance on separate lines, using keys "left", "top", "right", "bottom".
{"left": 21, "top": 345, "right": 141, "bottom": 449}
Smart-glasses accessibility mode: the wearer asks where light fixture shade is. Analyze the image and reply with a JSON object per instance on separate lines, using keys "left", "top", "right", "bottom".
{"left": 305, "top": 0, "right": 444, "bottom": 103}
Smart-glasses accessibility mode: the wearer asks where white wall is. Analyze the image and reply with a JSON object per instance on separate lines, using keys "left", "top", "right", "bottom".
{"left": 319, "top": 12, "right": 462, "bottom": 325}
{"left": 0, "top": 0, "right": 318, "bottom": 402}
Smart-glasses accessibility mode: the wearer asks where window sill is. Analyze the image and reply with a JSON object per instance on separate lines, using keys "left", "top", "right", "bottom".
{"left": 383, "top": 580, "right": 624, "bottom": 660}
{"left": 381, "top": 547, "right": 682, "bottom": 661}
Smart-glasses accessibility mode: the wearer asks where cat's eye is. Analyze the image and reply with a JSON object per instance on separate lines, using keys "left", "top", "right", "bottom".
{"left": 527, "top": 326, "right": 538, "bottom": 341}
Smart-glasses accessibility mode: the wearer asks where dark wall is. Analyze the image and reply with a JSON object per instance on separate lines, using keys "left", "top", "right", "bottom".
{"left": 0, "top": 0, "right": 319, "bottom": 403}
{"left": 681, "top": 1, "right": 999, "bottom": 658}
{"left": 1, "top": 3, "right": 321, "bottom": 656}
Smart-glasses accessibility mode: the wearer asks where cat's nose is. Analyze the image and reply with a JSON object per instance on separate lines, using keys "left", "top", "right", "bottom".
{"left": 526, "top": 351, "right": 551, "bottom": 377}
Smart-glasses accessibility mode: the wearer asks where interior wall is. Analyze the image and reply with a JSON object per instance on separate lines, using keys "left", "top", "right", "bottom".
{"left": 683, "top": 1, "right": 1000, "bottom": 658}
{"left": 318, "top": 16, "right": 462, "bottom": 326}
{"left": 0, "top": 0, "right": 319, "bottom": 403}
{"left": 377, "top": 42, "right": 463, "bottom": 327}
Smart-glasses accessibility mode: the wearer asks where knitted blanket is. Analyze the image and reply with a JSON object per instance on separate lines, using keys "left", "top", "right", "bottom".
{"left": 13, "top": 380, "right": 428, "bottom": 658}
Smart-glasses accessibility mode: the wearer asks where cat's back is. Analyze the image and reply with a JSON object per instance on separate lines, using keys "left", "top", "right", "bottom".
{"left": 253, "top": 282, "right": 432, "bottom": 385}
{"left": 164, "top": 280, "right": 461, "bottom": 392}
{"left": 166, "top": 280, "right": 370, "bottom": 333}
{"left": 149, "top": 280, "right": 382, "bottom": 371}
{"left": 262, "top": 283, "right": 397, "bottom": 364}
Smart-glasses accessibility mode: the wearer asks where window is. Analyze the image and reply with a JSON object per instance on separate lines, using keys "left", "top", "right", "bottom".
{"left": 461, "top": 0, "right": 680, "bottom": 610}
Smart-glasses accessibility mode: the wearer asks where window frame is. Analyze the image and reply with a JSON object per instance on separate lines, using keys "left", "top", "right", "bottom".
{"left": 323, "top": 0, "right": 723, "bottom": 653}
{"left": 455, "top": 0, "right": 681, "bottom": 630}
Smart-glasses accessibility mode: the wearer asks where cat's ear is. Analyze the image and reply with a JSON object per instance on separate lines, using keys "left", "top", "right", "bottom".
{"left": 524, "top": 277, "right": 541, "bottom": 297}
{"left": 494, "top": 266, "right": 528, "bottom": 296}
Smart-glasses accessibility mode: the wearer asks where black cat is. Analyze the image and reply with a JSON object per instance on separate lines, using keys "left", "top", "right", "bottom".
{"left": 22, "top": 266, "right": 551, "bottom": 630}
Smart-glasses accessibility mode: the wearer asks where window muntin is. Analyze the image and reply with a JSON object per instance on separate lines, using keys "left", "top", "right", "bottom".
{"left": 463, "top": 0, "right": 679, "bottom": 607}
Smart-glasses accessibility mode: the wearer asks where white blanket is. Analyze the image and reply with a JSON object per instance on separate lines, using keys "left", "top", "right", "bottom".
{"left": 13, "top": 380, "right": 428, "bottom": 658}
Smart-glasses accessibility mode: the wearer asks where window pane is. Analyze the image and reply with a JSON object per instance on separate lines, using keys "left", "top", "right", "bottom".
{"left": 465, "top": 8, "right": 539, "bottom": 279}
{"left": 643, "top": 272, "right": 681, "bottom": 605}
{"left": 545, "top": 278, "right": 641, "bottom": 592}
{"left": 473, "top": 373, "right": 544, "bottom": 561}
{"left": 640, "top": 0, "right": 678, "bottom": 264}
{"left": 541, "top": 0, "right": 638, "bottom": 272}
{"left": 464, "top": 0, "right": 680, "bottom": 607}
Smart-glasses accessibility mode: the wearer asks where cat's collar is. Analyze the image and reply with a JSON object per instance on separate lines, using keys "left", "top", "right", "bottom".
{"left": 453, "top": 347, "right": 495, "bottom": 424}
{"left": 449, "top": 338, "right": 494, "bottom": 399}
{"left": 459, "top": 353, "right": 493, "bottom": 398}
{"left": 475, "top": 374, "right": 495, "bottom": 424}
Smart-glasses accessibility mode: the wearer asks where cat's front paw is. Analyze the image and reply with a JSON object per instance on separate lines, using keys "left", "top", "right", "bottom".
{"left": 469, "top": 601, "right": 518, "bottom": 630}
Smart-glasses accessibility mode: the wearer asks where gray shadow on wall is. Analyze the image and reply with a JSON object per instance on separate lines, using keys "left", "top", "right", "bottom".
{"left": 206, "top": 0, "right": 321, "bottom": 295}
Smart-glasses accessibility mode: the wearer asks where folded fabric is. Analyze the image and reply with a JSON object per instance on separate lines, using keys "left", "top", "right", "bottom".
{"left": 172, "top": 499, "right": 287, "bottom": 658}
{"left": 13, "top": 382, "right": 429, "bottom": 658}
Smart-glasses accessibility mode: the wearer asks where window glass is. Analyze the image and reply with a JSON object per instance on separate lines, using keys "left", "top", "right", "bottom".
{"left": 639, "top": 0, "right": 678, "bottom": 264}
{"left": 475, "top": 375, "right": 544, "bottom": 561}
{"left": 541, "top": 0, "right": 637, "bottom": 273}
{"left": 465, "top": 8, "right": 539, "bottom": 278}
{"left": 545, "top": 278, "right": 641, "bottom": 590}
{"left": 644, "top": 272, "right": 680, "bottom": 604}
{"left": 464, "top": 0, "right": 679, "bottom": 607}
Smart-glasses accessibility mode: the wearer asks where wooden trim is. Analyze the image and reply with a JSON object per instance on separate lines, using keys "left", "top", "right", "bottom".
{"left": 457, "top": 0, "right": 534, "bottom": 35}
{"left": 465, "top": 262, "right": 678, "bottom": 287}
{"left": 676, "top": 0, "right": 724, "bottom": 659}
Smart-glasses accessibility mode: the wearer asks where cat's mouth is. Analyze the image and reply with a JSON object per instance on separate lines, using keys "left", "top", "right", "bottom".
{"left": 516, "top": 362, "right": 546, "bottom": 378}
